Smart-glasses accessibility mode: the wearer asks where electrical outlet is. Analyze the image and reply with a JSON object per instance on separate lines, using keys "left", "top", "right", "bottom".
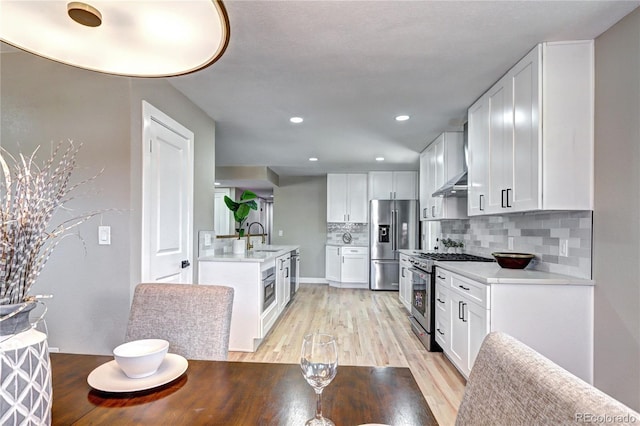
{"left": 204, "top": 233, "right": 212, "bottom": 246}
{"left": 559, "top": 239, "right": 569, "bottom": 257}
{"left": 278, "top": 229, "right": 284, "bottom": 237}
{"left": 507, "top": 236, "right": 514, "bottom": 250}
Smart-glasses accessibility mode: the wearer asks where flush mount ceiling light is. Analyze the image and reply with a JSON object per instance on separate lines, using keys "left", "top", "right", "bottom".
{"left": 0, "top": 0, "right": 230, "bottom": 77}
{"left": 290, "top": 117, "right": 304, "bottom": 124}
{"left": 375, "top": 157, "right": 385, "bottom": 161}
{"left": 308, "top": 157, "right": 318, "bottom": 162}
{"left": 395, "top": 115, "right": 410, "bottom": 121}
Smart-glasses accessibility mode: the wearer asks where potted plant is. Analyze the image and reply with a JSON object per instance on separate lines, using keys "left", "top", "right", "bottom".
{"left": 223, "top": 190, "right": 258, "bottom": 253}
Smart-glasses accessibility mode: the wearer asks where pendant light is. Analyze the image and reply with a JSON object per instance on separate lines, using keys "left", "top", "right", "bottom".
{"left": 0, "top": 0, "right": 230, "bottom": 77}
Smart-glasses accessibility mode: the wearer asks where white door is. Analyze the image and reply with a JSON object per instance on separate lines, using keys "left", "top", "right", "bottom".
{"left": 142, "top": 101, "right": 194, "bottom": 283}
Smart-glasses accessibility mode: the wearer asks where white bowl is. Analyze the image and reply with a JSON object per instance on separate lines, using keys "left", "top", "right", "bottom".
{"left": 113, "top": 339, "right": 169, "bottom": 379}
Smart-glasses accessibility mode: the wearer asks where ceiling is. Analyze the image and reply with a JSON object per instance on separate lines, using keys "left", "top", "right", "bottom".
{"left": 168, "top": 0, "right": 639, "bottom": 186}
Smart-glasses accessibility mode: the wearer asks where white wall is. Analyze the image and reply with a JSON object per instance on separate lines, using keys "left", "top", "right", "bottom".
{"left": 0, "top": 50, "right": 216, "bottom": 354}
{"left": 594, "top": 7, "right": 640, "bottom": 410}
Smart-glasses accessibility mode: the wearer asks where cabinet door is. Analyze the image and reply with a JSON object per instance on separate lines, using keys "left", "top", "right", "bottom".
{"left": 419, "top": 150, "right": 430, "bottom": 220}
{"left": 432, "top": 138, "right": 445, "bottom": 218}
{"left": 347, "top": 174, "right": 368, "bottom": 222}
{"left": 399, "top": 256, "right": 411, "bottom": 310}
{"left": 487, "top": 75, "right": 514, "bottom": 214}
{"left": 449, "top": 291, "right": 469, "bottom": 375}
{"left": 281, "top": 254, "right": 291, "bottom": 307}
{"left": 327, "top": 174, "right": 348, "bottom": 222}
{"left": 393, "top": 171, "right": 418, "bottom": 200}
{"left": 511, "top": 45, "right": 541, "bottom": 212}
{"left": 325, "top": 246, "right": 340, "bottom": 281}
{"left": 468, "top": 96, "right": 489, "bottom": 215}
{"left": 466, "top": 300, "right": 489, "bottom": 372}
{"left": 426, "top": 143, "right": 437, "bottom": 218}
{"left": 368, "top": 172, "right": 394, "bottom": 200}
{"left": 341, "top": 252, "right": 368, "bottom": 283}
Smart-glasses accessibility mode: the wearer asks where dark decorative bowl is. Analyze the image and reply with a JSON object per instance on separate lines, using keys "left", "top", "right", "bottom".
{"left": 491, "top": 252, "right": 535, "bottom": 269}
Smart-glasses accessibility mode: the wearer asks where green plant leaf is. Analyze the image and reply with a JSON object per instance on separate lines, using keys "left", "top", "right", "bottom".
{"left": 223, "top": 196, "right": 239, "bottom": 212}
{"left": 245, "top": 200, "right": 258, "bottom": 211}
{"left": 240, "top": 190, "right": 257, "bottom": 201}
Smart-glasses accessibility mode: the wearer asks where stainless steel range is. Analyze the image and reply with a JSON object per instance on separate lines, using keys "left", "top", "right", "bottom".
{"left": 408, "top": 252, "right": 494, "bottom": 351}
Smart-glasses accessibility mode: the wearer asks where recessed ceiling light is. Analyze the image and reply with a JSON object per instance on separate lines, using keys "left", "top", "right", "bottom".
{"left": 395, "top": 115, "right": 410, "bottom": 121}
{"left": 375, "top": 157, "right": 385, "bottom": 161}
{"left": 214, "top": 182, "right": 221, "bottom": 186}
{"left": 290, "top": 117, "right": 304, "bottom": 124}
{"left": 309, "top": 157, "right": 318, "bottom": 162}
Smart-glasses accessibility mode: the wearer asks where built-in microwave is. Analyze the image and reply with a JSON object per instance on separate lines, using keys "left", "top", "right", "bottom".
{"left": 263, "top": 267, "right": 276, "bottom": 312}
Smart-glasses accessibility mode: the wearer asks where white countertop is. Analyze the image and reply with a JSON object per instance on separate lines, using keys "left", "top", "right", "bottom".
{"left": 326, "top": 242, "right": 368, "bottom": 247}
{"left": 198, "top": 245, "right": 300, "bottom": 263}
{"left": 435, "top": 261, "right": 594, "bottom": 286}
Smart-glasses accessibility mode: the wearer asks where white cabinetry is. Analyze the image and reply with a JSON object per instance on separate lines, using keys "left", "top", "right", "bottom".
{"left": 340, "top": 246, "right": 368, "bottom": 283}
{"left": 468, "top": 41, "right": 594, "bottom": 216}
{"left": 434, "top": 272, "right": 451, "bottom": 350}
{"left": 398, "top": 254, "right": 412, "bottom": 311}
{"left": 325, "top": 245, "right": 341, "bottom": 282}
{"left": 327, "top": 173, "right": 368, "bottom": 223}
{"left": 435, "top": 266, "right": 593, "bottom": 383}
{"left": 276, "top": 253, "right": 291, "bottom": 312}
{"left": 368, "top": 171, "right": 418, "bottom": 200}
{"left": 419, "top": 132, "right": 467, "bottom": 220}
{"left": 326, "top": 245, "right": 368, "bottom": 288}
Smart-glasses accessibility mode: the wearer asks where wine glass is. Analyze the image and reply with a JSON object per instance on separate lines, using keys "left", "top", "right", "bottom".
{"left": 300, "top": 332, "right": 338, "bottom": 426}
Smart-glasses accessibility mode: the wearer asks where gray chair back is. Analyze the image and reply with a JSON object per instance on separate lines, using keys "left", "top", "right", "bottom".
{"left": 125, "top": 283, "right": 234, "bottom": 361}
{"left": 456, "top": 332, "right": 640, "bottom": 425}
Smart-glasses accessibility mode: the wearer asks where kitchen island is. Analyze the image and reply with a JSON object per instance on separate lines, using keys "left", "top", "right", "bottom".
{"left": 199, "top": 245, "right": 300, "bottom": 352}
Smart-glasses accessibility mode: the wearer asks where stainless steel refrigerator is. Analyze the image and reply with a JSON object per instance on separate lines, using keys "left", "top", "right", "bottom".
{"left": 369, "top": 199, "right": 419, "bottom": 290}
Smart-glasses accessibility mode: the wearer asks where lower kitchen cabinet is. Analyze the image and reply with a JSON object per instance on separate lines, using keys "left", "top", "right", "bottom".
{"left": 326, "top": 245, "right": 368, "bottom": 288}
{"left": 398, "top": 254, "right": 412, "bottom": 311}
{"left": 276, "top": 252, "right": 291, "bottom": 312}
{"left": 325, "top": 245, "right": 341, "bottom": 282}
{"left": 435, "top": 266, "right": 593, "bottom": 383}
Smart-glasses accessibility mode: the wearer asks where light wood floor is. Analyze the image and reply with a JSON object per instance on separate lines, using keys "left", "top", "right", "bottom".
{"left": 228, "top": 284, "right": 466, "bottom": 426}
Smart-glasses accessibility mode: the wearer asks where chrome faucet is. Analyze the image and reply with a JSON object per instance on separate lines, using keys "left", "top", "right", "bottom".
{"left": 247, "top": 222, "right": 266, "bottom": 250}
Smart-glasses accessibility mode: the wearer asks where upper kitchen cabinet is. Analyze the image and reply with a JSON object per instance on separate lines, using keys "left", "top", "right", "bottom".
{"left": 419, "top": 132, "right": 468, "bottom": 220}
{"left": 327, "top": 173, "right": 368, "bottom": 223}
{"left": 468, "top": 40, "right": 594, "bottom": 216}
{"left": 368, "top": 171, "right": 418, "bottom": 200}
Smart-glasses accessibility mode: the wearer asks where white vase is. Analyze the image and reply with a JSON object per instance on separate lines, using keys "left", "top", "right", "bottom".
{"left": 232, "top": 239, "right": 245, "bottom": 254}
{"left": 0, "top": 329, "right": 52, "bottom": 425}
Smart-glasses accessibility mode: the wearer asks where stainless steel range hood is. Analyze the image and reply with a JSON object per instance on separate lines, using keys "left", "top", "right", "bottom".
{"left": 432, "top": 170, "right": 468, "bottom": 197}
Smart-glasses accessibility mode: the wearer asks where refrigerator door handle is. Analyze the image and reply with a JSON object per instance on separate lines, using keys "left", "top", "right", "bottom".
{"left": 391, "top": 209, "right": 396, "bottom": 251}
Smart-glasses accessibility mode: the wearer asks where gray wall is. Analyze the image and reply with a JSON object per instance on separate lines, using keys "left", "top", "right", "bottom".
{"left": 272, "top": 176, "right": 327, "bottom": 279}
{"left": 0, "top": 50, "right": 216, "bottom": 355}
{"left": 594, "top": 8, "right": 640, "bottom": 410}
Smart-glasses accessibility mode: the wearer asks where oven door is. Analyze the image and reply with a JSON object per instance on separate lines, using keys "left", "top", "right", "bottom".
{"left": 409, "top": 267, "right": 431, "bottom": 332}
{"left": 263, "top": 270, "right": 276, "bottom": 312}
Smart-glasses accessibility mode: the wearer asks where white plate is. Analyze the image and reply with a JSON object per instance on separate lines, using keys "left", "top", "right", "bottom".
{"left": 87, "top": 353, "right": 188, "bottom": 393}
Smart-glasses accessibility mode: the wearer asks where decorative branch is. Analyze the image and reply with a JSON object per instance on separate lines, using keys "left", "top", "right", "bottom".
{"left": 0, "top": 141, "right": 104, "bottom": 305}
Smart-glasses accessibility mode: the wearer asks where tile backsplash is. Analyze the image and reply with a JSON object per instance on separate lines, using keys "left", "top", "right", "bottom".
{"left": 327, "top": 223, "right": 369, "bottom": 245}
{"left": 439, "top": 211, "right": 593, "bottom": 279}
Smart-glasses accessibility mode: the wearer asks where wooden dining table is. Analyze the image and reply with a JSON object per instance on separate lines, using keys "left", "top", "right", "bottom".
{"left": 51, "top": 353, "right": 438, "bottom": 425}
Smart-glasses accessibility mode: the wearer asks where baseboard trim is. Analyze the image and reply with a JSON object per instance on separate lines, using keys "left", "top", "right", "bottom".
{"left": 300, "top": 277, "right": 329, "bottom": 284}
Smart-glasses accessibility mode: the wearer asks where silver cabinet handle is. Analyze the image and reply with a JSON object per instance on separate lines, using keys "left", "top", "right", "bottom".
{"left": 479, "top": 194, "right": 484, "bottom": 211}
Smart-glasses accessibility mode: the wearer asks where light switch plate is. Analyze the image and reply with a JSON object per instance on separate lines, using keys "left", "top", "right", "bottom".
{"left": 98, "top": 226, "right": 111, "bottom": 245}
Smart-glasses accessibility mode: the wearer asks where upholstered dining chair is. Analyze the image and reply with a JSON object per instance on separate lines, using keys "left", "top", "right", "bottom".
{"left": 456, "top": 332, "right": 640, "bottom": 425}
{"left": 125, "top": 283, "right": 234, "bottom": 361}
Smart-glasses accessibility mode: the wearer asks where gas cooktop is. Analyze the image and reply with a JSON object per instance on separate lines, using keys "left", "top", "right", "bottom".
{"left": 417, "top": 252, "right": 495, "bottom": 262}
